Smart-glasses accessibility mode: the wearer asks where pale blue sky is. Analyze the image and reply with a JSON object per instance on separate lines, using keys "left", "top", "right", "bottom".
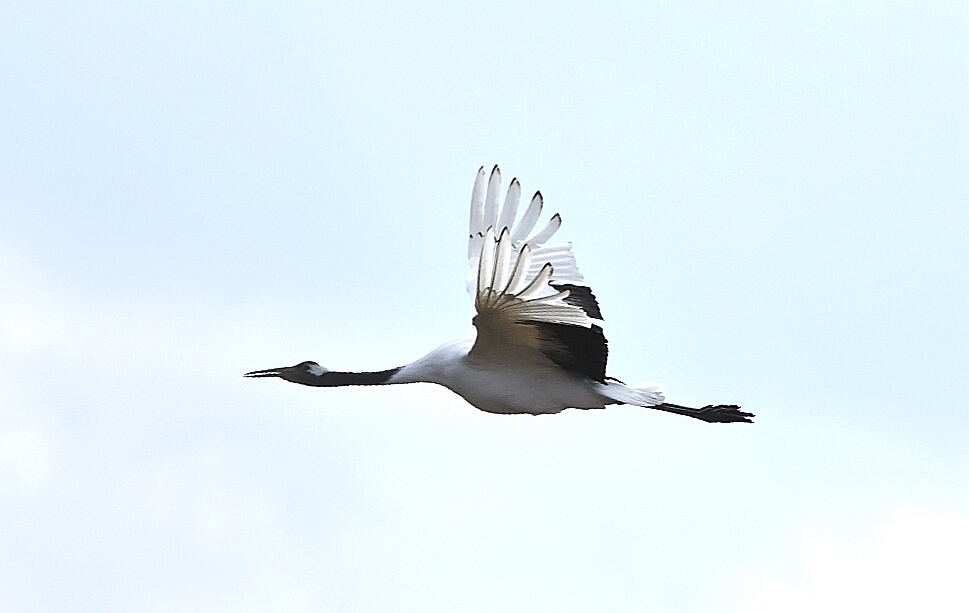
{"left": 2, "top": 2, "right": 967, "bottom": 612}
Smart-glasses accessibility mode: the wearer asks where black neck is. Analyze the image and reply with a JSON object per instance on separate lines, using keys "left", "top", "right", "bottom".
{"left": 302, "top": 367, "right": 402, "bottom": 387}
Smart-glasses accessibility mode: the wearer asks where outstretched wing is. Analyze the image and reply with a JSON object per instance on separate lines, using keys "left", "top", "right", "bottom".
{"left": 466, "top": 166, "right": 609, "bottom": 382}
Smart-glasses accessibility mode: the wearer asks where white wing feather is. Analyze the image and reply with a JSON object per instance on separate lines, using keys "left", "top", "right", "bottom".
{"left": 475, "top": 230, "right": 593, "bottom": 328}
{"left": 511, "top": 192, "right": 543, "bottom": 243}
{"left": 468, "top": 166, "right": 487, "bottom": 259}
{"left": 467, "top": 167, "right": 601, "bottom": 330}
{"left": 496, "top": 178, "right": 521, "bottom": 234}
{"left": 466, "top": 166, "right": 593, "bottom": 308}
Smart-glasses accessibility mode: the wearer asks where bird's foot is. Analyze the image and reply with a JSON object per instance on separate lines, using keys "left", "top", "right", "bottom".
{"left": 653, "top": 402, "right": 754, "bottom": 423}
{"left": 694, "top": 404, "right": 754, "bottom": 423}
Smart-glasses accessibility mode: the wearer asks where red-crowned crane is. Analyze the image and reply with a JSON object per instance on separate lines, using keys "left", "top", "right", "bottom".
{"left": 245, "top": 167, "right": 753, "bottom": 423}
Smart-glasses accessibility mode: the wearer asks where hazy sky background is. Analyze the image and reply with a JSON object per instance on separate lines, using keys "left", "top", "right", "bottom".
{"left": 2, "top": 2, "right": 967, "bottom": 611}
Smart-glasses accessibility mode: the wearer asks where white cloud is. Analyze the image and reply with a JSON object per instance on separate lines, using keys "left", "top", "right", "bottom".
{"left": 0, "top": 246, "right": 288, "bottom": 379}
{"left": 0, "top": 367, "right": 57, "bottom": 491}
{"left": 0, "top": 421, "right": 54, "bottom": 489}
{"left": 736, "top": 510, "right": 969, "bottom": 613}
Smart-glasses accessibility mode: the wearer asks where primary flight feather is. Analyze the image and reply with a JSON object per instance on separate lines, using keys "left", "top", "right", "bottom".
{"left": 245, "top": 166, "right": 753, "bottom": 423}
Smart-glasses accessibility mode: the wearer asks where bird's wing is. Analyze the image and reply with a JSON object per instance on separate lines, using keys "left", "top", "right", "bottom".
{"left": 466, "top": 166, "right": 609, "bottom": 382}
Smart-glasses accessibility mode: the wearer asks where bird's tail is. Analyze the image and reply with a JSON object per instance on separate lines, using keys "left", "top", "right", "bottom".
{"left": 597, "top": 380, "right": 666, "bottom": 407}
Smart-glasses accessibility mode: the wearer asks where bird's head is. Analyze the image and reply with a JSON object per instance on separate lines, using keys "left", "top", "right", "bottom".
{"left": 244, "top": 361, "right": 329, "bottom": 384}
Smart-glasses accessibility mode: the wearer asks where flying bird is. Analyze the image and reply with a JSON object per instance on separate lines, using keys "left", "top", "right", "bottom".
{"left": 246, "top": 167, "right": 753, "bottom": 423}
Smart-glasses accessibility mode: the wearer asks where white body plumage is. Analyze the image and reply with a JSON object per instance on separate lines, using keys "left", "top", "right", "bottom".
{"left": 388, "top": 337, "right": 662, "bottom": 415}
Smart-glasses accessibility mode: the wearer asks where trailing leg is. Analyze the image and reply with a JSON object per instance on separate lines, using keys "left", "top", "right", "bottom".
{"left": 652, "top": 403, "right": 754, "bottom": 423}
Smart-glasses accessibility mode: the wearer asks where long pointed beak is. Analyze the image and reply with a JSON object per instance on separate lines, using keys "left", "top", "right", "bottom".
{"left": 244, "top": 366, "right": 289, "bottom": 378}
